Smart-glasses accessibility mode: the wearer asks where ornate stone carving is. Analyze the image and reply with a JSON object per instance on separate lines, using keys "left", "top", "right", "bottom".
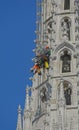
{"left": 61, "top": 18, "right": 71, "bottom": 40}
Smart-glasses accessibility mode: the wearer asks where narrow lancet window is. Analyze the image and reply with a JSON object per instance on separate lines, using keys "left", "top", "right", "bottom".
{"left": 64, "top": 0, "right": 70, "bottom": 10}
{"left": 61, "top": 51, "right": 71, "bottom": 73}
{"left": 64, "top": 81, "right": 72, "bottom": 105}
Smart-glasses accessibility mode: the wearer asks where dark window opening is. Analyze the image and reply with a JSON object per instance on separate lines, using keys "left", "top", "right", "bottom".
{"left": 64, "top": 19, "right": 70, "bottom": 40}
{"left": 64, "top": 0, "right": 70, "bottom": 10}
{"left": 64, "top": 81, "right": 72, "bottom": 105}
{"left": 61, "top": 51, "right": 71, "bottom": 73}
{"left": 40, "top": 87, "right": 47, "bottom": 103}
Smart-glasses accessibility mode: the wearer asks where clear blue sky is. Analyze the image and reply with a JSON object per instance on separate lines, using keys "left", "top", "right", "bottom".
{"left": 0, "top": 0, "right": 36, "bottom": 130}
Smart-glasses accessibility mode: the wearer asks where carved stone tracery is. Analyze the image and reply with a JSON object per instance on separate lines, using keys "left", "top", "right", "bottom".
{"left": 61, "top": 18, "right": 71, "bottom": 40}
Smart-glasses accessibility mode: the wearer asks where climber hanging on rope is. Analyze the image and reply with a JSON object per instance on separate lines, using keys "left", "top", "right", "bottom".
{"left": 31, "top": 63, "right": 41, "bottom": 75}
{"left": 31, "top": 45, "right": 51, "bottom": 75}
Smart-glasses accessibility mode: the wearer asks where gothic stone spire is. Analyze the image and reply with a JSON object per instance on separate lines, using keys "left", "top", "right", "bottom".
{"left": 16, "top": 105, "right": 22, "bottom": 130}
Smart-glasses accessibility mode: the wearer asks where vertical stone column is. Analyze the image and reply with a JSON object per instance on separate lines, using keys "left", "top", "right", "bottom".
{"left": 75, "top": 0, "right": 79, "bottom": 105}
{"left": 50, "top": 0, "right": 57, "bottom": 48}
{"left": 75, "top": 0, "right": 79, "bottom": 41}
{"left": 73, "top": 2, "right": 79, "bottom": 130}
{"left": 58, "top": 79, "right": 66, "bottom": 130}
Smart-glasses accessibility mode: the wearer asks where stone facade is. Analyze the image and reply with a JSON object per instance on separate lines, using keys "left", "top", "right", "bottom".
{"left": 16, "top": 0, "right": 79, "bottom": 130}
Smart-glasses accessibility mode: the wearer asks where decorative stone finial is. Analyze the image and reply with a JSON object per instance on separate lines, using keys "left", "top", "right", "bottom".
{"left": 18, "top": 104, "right": 22, "bottom": 114}
{"left": 24, "top": 85, "right": 30, "bottom": 111}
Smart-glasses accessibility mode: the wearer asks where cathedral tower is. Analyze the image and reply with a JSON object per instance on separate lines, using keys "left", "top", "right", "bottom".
{"left": 16, "top": 0, "right": 79, "bottom": 130}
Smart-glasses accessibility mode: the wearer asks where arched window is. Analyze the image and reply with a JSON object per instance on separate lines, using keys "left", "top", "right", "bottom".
{"left": 64, "top": 0, "right": 70, "bottom": 10}
{"left": 64, "top": 81, "right": 72, "bottom": 105}
{"left": 61, "top": 50, "right": 71, "bottom": 73}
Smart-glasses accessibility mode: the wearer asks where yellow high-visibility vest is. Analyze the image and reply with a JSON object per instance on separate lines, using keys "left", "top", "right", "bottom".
{"left": 44, "top": 61, "right": 49, "bottom": 69}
